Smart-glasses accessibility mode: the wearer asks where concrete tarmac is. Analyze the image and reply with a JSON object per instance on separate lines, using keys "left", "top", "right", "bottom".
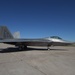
{"left": 0, "top": 43, "right": 75, "bottom": 75}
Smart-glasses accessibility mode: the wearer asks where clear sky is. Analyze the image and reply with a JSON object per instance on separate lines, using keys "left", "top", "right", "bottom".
{"left": 0, "top": 0, "right": 75, "bottom": 41}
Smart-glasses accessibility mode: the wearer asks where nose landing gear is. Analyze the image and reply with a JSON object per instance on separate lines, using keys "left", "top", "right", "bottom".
{"left": 47, "top": 46, "right": 50, "bottom": 50}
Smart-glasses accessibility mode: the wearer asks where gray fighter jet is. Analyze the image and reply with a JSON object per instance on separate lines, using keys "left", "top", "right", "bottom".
{"left": 0, "top": 26, "right": 72, "bottom": 50}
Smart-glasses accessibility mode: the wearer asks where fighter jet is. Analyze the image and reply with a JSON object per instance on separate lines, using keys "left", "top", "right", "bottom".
{"left": 0, "top": 26, "right": 72, "bottom": 50}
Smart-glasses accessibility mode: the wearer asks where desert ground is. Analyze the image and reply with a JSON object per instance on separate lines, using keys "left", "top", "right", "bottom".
{"left": 0, "top": 43, "right": 75, "bottom": 75}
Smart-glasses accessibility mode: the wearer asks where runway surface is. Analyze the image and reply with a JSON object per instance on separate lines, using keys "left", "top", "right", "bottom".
{"left": 0, "top": 43, "right": 75, "bottom": 75}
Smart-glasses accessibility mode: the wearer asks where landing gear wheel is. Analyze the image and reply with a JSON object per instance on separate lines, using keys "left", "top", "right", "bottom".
{"left": 47, "top": 46, "right": 50, "bottom": 50}
{"left": 48, "top": 47, "right": 50, "bottom": 50}
{"left": 18, "top": 45, "right": 27, "bottom": 50}
{"left": 24, "top": 46, "right": 27, "bottom": 49}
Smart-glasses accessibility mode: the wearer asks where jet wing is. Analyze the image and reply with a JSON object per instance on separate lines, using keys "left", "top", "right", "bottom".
{"left": 0, "top": 39, "right": 53, "bottom": 46}
{"left": 0, "top": 39, "right": 72, "bottom": 46}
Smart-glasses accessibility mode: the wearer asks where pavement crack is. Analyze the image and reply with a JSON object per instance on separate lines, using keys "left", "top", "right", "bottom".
{"left": 24, "top": 61, "right": 47, "bottom": 75}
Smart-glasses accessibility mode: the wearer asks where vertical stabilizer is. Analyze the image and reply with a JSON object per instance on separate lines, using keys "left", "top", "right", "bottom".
{"left": 0, "top": 26, "right": 14, "bottom": 39}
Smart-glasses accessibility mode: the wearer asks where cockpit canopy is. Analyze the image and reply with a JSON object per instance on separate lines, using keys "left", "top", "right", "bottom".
{"left": 44, "top": 36, "right": 63, "bottom": 40}
{"left": 50, "top": 36, "right": 62, "bottom": 40}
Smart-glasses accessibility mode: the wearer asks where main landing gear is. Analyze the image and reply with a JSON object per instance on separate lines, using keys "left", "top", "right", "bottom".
{"left": 16, "top": 45, "right": 27, "bottom": 50}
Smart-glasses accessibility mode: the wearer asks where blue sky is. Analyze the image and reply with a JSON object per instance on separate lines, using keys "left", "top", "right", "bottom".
{"left": 0, "top": 0, "right": 75, "bottom": 41}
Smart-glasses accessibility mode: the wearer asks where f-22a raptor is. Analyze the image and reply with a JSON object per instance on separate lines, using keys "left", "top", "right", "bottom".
{"left": 0, "top": 26, "right": 72, "bottom": 50}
